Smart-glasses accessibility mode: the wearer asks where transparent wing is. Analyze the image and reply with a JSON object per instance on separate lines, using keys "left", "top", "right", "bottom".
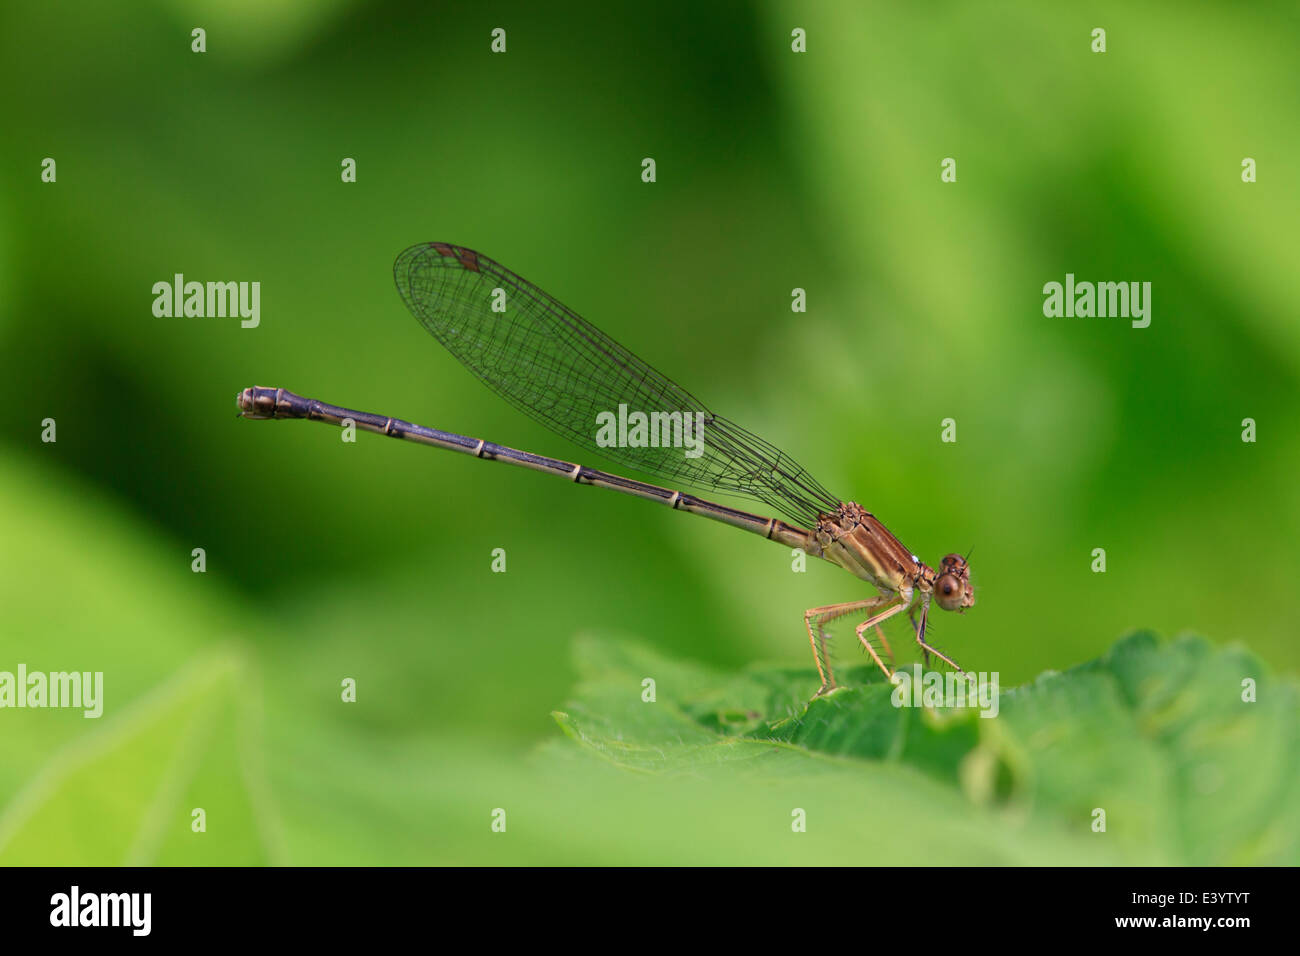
{"left": 393, "top": 241, "right": 840, "bottom": 527}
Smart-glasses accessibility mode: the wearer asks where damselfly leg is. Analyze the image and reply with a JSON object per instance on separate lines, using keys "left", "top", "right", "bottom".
{"left": 804, "top": 597, "right": 895, "bottom": 695}
{"left": 911, "top": 600, "right": 965, "bottom": 673}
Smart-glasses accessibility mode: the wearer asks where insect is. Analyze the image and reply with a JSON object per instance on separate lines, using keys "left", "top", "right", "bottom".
{"left": 238, "top": 242, "right": 974, "bottom": 693}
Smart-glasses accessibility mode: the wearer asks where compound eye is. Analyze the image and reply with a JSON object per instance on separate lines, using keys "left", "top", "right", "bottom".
{"left": 935, "top": 573, "right": 963, "bottom": 611}
{"left": 941, "top": 553, "right": 965, "bottom": 569}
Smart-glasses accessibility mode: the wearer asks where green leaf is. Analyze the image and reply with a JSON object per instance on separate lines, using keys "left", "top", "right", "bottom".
{"left": 0, "top": 648, "right": 281, "bottom": 865}
{"left": 0, "top": 454, "right": 282, "bottom": 866}
{"left": 552, "top": 631, "right": 1299, "bottom": 865}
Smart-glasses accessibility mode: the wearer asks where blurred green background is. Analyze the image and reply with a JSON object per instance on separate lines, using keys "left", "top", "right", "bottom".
{"left": 0, "top": 0, "right": 1296, "bottom": 865}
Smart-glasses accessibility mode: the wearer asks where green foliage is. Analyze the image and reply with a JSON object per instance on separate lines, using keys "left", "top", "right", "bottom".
{"left": 0, "top": 650, "right": 276, "bottom": 866}
{"left": 553, "top": 631, "right": 1298, "bottom": 865}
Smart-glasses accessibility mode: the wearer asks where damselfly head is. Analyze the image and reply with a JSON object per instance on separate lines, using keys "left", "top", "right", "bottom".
{"left": 933, "top": 553, "right": 975, "bottom": 613}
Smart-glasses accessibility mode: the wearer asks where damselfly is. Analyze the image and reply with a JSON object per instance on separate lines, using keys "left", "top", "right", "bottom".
{"left": 237, "top": 242, "right": 975, "bottom": 694}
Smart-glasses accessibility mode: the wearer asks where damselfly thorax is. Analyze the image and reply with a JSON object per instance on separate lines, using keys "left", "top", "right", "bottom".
{"left": 798, "top": 502, "right": 974, "bottom": 690}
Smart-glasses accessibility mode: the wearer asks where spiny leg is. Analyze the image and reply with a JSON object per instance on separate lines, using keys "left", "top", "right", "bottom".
{"left": 804, "top": 597, "right": 894, "bottom": 696}
{"left": 858, "top": 621, "right": 895, "bottom": 671}
{"left": 908, "top": 606, "right": 928, "bottom": 668}
{"left": 805, "top": 598, "right": 891, "bottom": 695}
{"left": 913, "top": 600, "right": 965, "bottom": 674}
{"left": 853, "top": 598, "right": 910, "bottom": 680}
{"left": 873, "top": 623, "right": 895, "bottom": 668}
